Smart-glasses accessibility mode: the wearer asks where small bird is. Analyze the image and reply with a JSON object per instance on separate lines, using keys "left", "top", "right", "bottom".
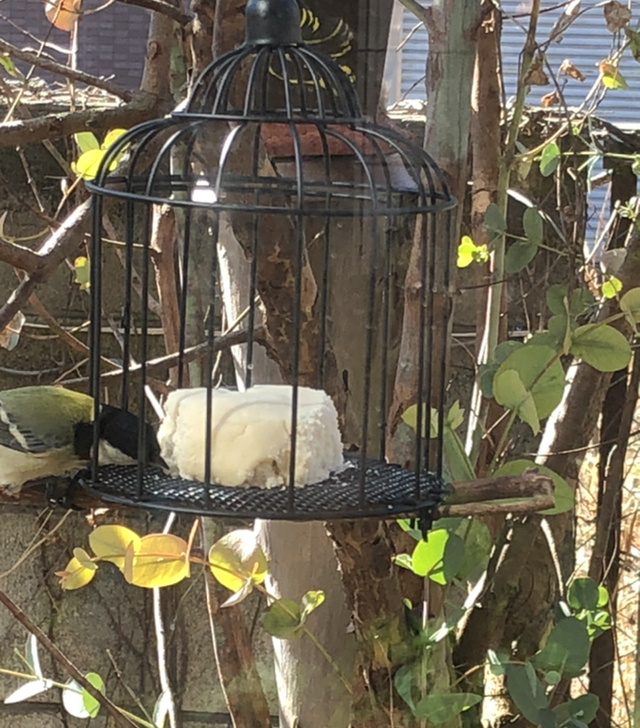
{"left": 0, "top": 385, "right": 163, "bottom": 495}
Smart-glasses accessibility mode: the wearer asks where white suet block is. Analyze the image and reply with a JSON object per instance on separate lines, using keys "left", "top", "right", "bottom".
{"left": 158, "top": 385, "right": 344, "bottom": 488}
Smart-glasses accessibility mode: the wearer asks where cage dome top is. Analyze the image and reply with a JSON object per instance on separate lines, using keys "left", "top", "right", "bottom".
{"left": 87, "top": 0, "right": 456, "bottom": 216}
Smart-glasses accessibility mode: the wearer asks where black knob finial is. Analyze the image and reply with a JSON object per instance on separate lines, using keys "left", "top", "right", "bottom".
{"left": 245, "top": 0, "right": 303, "bottom": 46}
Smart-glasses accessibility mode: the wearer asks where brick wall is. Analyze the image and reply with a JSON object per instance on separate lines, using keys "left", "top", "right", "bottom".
{"left": 1, "top": 0, "right": 149, "bottom": 90}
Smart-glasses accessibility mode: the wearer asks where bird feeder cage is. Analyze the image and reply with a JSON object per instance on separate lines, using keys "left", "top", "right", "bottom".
{"left": 84, "top": 0, "right": 456, "bottom": 523}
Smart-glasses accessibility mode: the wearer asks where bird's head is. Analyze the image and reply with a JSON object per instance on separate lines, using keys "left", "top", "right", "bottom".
{"left": 75, "top": 405, "right": 167, "bottom": 469}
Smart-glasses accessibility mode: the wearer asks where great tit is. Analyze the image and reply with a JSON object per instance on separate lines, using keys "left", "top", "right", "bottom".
{"left": 0, "top": 385, "right": 163, "bottom": 495}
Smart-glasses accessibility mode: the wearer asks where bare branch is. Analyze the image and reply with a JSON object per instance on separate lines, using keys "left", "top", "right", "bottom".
{"left": 0, "top": 200, "right": 91, "bottom": 332}
{"left": 0, "top": 589, "right": 136, "bottom": 728}
{"left": 0, "top": 39, "right": 133, "bottom": 101}
{"left": 0, "top": 239, "right": 41, "bottom": 271}
{"left": 116, "top": 0, "right": 192, "bottom": 25}
{"left": 0, "top": 91, "right": 157, "bottom": 148}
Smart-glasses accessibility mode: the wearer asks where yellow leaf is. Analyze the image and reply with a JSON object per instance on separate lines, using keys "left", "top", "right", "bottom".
{"left": 102, "top": 128, "right": 127, "bottom": 150}
{"left": 73, "top": 256, "right": 90, "bottom": 291}
{"left": 124, "top": 534, "right": 190, "bottom": 588}
{"left": 599, "top": 60, "right": 628, "bottom": 90}
{"left": 89, "top": 525, "right": 141, "bottom": 570}
{"left": 209, "top": 530, "right": 267, "bottom": 594}
{"left": 56, "top": 554, "right": 97, "bottom": 591}
{"left": 72, "top": 149, "right": 105, "bottom": 180}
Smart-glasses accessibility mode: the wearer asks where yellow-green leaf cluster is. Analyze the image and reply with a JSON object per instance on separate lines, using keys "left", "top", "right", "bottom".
{"left": 72, "top": 129, "right": 128, "bottom": 181}
{"left": 457, "top": 236, "right": 489, "bottom": 268}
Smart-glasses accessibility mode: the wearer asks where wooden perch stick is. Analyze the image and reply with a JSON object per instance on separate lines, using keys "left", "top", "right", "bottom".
{"left": 0, "top": 473, "right": 556, "bottom": 516}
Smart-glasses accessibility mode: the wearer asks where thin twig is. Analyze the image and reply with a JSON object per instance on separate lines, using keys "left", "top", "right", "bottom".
{"left": 0, "top": 590, "right": 136, "bottom": 728}
{"left": 0, "top": 38, "right": 133, "bottom": 100}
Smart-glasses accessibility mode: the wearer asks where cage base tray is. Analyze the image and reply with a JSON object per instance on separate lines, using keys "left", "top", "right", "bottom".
{"left": 82, "top": 454, "right": 446, "bottom": 521}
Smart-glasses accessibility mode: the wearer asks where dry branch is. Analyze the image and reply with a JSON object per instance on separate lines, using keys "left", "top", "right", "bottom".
{"left": 0, "top": 590, "right": 136, "bottom": 728}
{"left": 0, "top": 199, "right": 91, "bottom": 332}
{"left": 0, "top": 39, "right": 133, "bottom": 101}
{"left": 0, "top": 92, "right": 157, "bottom": 148}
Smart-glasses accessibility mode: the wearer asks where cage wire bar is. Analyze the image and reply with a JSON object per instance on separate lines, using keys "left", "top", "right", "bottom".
{"left": 84, "top": 0, "right": 456, "bottom": 521}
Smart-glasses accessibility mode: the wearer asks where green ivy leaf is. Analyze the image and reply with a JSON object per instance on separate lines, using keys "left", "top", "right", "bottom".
{"left": 626, "top": 27, "right": 640, "bottom": 62}
{"left": 414, "top": 693, "right": 482, "bottom": 724}
{"left": 495, "top": 340, "right": 524, "bottom": 363}
{"left": 300, "top": 590, "right": 325, "bottom": 619}
{"left": 553, "top": 693, "right": 599, "bottom": 726}
{"left": 547, "top": 284, "right": 568, "bottom": 315}
{"left": 505, "top": 663, "right": 548, "bottom": 724}
{"left": 262, "top": 599, "right": 304, "bottom": 639}
{"left": 540, "top": 141, "right": 560, "bottom": 177}
{"left": 523, "top": 207, "right": 543, "bottom": 246}
{"left": 82, "top": 673, "right": 105, "bottom": 719}
{"left": 493, "top": 459, "right": 574, "bottom": 515}
{"left": 74, "top": 131, "right": 100, "bottom": 154}
{"left": 484, "top": 203, "right": 507, "bottom": 236}
{"left": 568, "top": 577, "right": 599, "bottom": 611}
{"left": 411, "top": 530, "right": 465, "bottom": 584}
{"left": 454, "top": 518, "right": 491, "bottom": 581}
{"left": 530, "top": 617, "right": 590, "bottom": 677}
{"left": 570, "top": 324, "right": 631, "bottom": 372}
{"left": 620, "top": 286, "right": 640, "bottom": 324}
{"left": 493, "top": 368, "right": 540, "bottom": 434}
{"left": 494, "top": 345, "right": 565, "bottom": 419}
{"left": 505, "top": 240, "right": 538, "bottom": 274}
{"left": 597, "top": 585, "right": 609, "bottom": 607}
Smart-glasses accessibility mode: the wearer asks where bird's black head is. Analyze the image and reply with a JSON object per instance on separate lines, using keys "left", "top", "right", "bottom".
{"left": 75, "top": 406, "right": 166, "bottom": 468}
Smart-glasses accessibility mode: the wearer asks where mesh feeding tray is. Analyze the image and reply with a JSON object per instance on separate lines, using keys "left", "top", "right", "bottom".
{"left": 81, "top": 454, "right": 446, "bottom": 521}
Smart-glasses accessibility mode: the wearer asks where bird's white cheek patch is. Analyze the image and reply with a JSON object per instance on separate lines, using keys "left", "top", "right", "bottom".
{"left": 95, "top": 441, "right": 137, "bottom": 466}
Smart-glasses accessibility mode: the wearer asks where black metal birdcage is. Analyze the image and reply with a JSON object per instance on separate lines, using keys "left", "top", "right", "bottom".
{"left": 84, "top": 0, "right": 456, "bottom": 523}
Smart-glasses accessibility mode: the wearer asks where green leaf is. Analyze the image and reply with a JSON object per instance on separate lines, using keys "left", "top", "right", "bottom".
{"left": 602, "top": 276, "right": 623, "bottom": 299}
{"left": 394, "top": 664, "right": 418, "bottom": 712}
{"left": 495, "top": 340, "right": 524, "bottom": 364}
{"left": 457, "top": 235, "right": 489, "bottom": 268}
{"left": 553, "top": 693, "right": 599, "bottom": 725}
{"left": 484, "top": 203, "right": 507, "bottom": 236}
{"left": 568, "top": 577, "right": 599, "bottom": 611}
{"left": 540, "top": 141, "right": 560, "bottom": 177}
{"left": 570, "top": 324, "right": 631, "bottom": 372}
{"left": 505, "top": 663, "right": 548, "bottom": 724}
{"left": 478, "top": 365, "right": 497, "bottom": 398}
{"left": 626, "top": 27, "right": 640, "bottom": 62}
{"left": 394, "top": 553, "right": 413, "bottom": 570}
{"left": 208, "top": 529, "right": 267, "bottom": 595}
{"left": 414, "top": 693, "right": 482, "bottom": 724}
{"left": 600, "top": 65, "right": 628, "bottom": 89}
{"left": 446, "top": 400, "right": 465, "bottom": 430}
{"left": 397, "top": 519, "right": 422, "bottom": 541}
{"left": 0, "top": 53, "right": 18, "bottom": 77}
{"left": 74, "top": 131, "right": 100, "bottom": 154}
{"left": 620, "top": 287, "right": 640, "bottom": 324}
{"left": 301, "top": 590, "right": 325, "bottom": 619}
{"left": 262, "top": 599, "right": 304, "bottom": 639}
{"left": 505, "top": 240, "right": 538, "bottom": 274}
{"left": 494, "top": 345, "right": 565, "bottom": 419}
{"left": 548, "top": 313, "right": 572, "bottom": 353}
{"left": 597, "top": 586, "right": 609, "bottom": 607}
{"left": 493, "top": 459, "right": 574, "bottom": 515}
{"left": 493, "top": 368, "right": 540, "bottom": 434}
{"left": 547, "top": 284, "right": 568, "bottom": 315}
{"left": 73, "top": 255, "right": 90, "bottom": 291}
{"left": 454, "top": 518, "right": 492, "bottom": 581}
{"left": 411, "top": 530, "right": 465, "bottom": 584}
{"left": 82, "top": 672, "right": 104, "bottom": 719}
{"left": 569, "top": 288, "right": 595, "bottom": 316}
{"left": 523, "top": 207, "right": 543, "bottom": 245}
{"left": 530, "top": 617, "right": 590, "bottom": 677}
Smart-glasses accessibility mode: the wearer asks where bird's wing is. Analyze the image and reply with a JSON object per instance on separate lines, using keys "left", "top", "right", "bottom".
{"left": 0, "top": 408, "right": 51, "bottom": 453}
{"left": 0, "top": 388, "right": 87, "bottom": 454}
